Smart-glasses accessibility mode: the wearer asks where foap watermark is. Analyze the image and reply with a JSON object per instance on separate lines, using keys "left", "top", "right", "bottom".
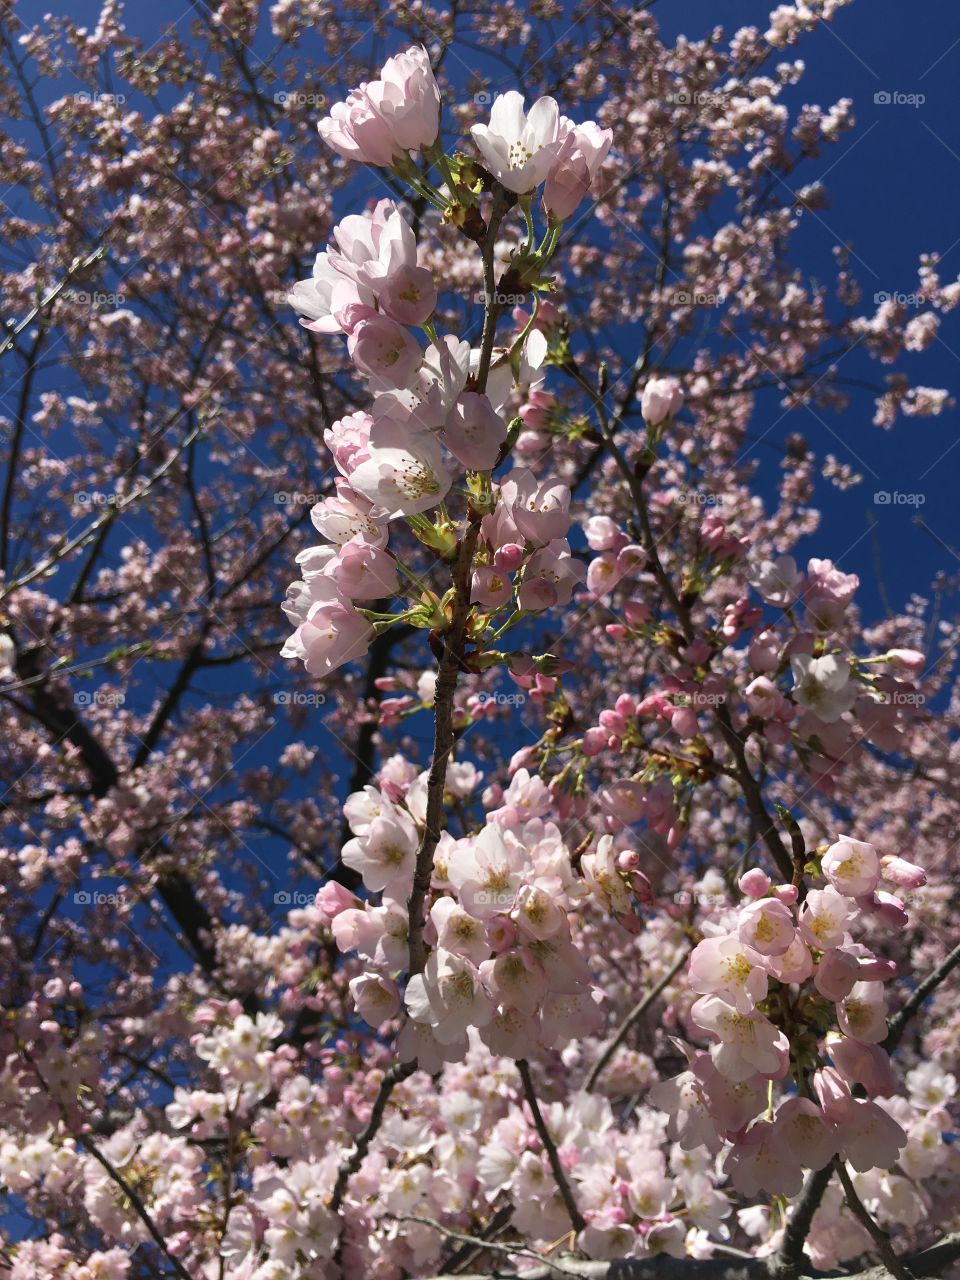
{"left": 671, "top": 289, "right": 726, "bottom": 307}
{"left": 874, "top": 90, "right": 925, "bottom": 108}
{"left": 274, "top": 691, "right": 326, "bottom": 707}
{"left": 73, "top": 91, "right": 126, "bottom": 105}
{"left": 473, "top": 289, "right": 529, "bottom": 307}
{"left": 75, "top": 689, "right": 125, "bottom": 708}
{"left": 274, "top": 491, "right": 323, "bottom": 506}
{"left": 274, "top": 91, "right": 326, "bottom": 108}
{"left": 77, "top": 492, "right": 124, "bottom": 507}
{"left": 670, "top": 90, "right": 725, "bottom": 107}
{"left": 874, "top": 689, "right": 926, "bottom": 707}
{"left": 476, "top": 691, "right": 526, "bottom": 707}
{"left": 676, "top": 490, "right": 724, "bottom": 507}
{"left": 473, "top": 888, "right": 516, "bottom": 908}
{"left": 64, "top": 290, "right": 127, "bottom": 307}
{"left": 874, "top": 490, "right": 925, "bottom": 507}
{"left": 674, "top": 890, "right": 727, "bottom": 908}
{"left": 74, "top": 889, "right": 129, "bottom": 905}
{"left": 474, "top": 90, "right": 492, "bottom": 106}
{"left": 874, "top": 291, "right": 926, "bottom": 306}
{"left": 275, "top": 890, "right": 319, "bottom": 906}
{"left": 674, "top": 690, "right": 727, "bottom": 707}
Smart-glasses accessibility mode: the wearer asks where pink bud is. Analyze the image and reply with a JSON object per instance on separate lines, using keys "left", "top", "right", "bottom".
{"left": 599, "top": 709, "right": 628, "bottom": 736}
{"left": 582, "top": 727, "right": 608, "bottom": 757}
{"left": 879, "top": 855, "right": 927, "bottom": 889}
{"left": 494, "top": 542, "right": 526, "bottom": 572}
{"left": 773, "top": 884, "right": 798, "bottom": 905}
{"left": 738, "top": 868, "right": 771, "bottom": 898}
{"left": 884, "top": 648, "right": 925, "bottom": 673}
{"left": 623, "top": 599, "right": 651, "bottom": 626}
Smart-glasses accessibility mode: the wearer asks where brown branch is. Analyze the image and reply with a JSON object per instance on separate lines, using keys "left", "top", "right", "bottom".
{"left": 835, "top": 1160, "right": 914, "bottom": 1280}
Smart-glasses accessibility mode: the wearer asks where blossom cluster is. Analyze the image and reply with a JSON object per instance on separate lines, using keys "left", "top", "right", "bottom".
{"left": 281, "top": 46, "right": 611, "bottom": 679}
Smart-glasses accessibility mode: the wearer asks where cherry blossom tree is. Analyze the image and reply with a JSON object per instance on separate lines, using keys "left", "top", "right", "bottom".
{"left": 1, "top": 2, "right": 959, "bottom": 1279}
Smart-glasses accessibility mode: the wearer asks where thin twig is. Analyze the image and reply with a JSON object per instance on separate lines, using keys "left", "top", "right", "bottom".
{"left": 584, "top": 949, "right": 689, "bottom": 1092}
{"left": 517, "top": 1059, "right": 585, "bottom": 1235}
{"left": 883, "top": 941, "right": 960, "bottom": 1054}
{"left": 387, "top": 1215, "right": 581, "bottom": 1278}
{"left": 329, "top": 1060, "right": 416, "bottom": 1212}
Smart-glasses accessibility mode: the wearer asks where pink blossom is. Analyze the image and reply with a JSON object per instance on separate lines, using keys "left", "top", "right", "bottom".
{"left": 349, "top": 418, "right": 451, "bottom": 517}
{"left": 737, "top": 898, "right": 796, "bottom": 957}
{"left": 880, "top": 854, "right": 927, "bottom": 889}
{"left": 814, "top": 1068, "right": 907, "bottom": 1172}
{"left": 542, "top": 118, "right": 613, "bottom": 220}
{"left": 346, "top": 311, "right": 422, "bottom": 388}
{"left": 798, "top": 885, "right": 854, "bottom": 950}
{"left": 281, "top": 587, "right": 374, "bottom": 677}
{"left": 750, "top": 554, "right": 803, "bottom": 607}
{"left": 791, "top": 653, "right": 857, "bottom": 723}
{"left": 318, "top": 46, "right": 440, "bottom": 165}
{"left": 837, "top": 980, "right": 888, "bottom": 1044}
{"left": 471, "top": 566, "right": 513, "bottom": 607}
{"left": 805, "top": 557, "right": 859, "bottom": 628}
{"left": 443, "top": 393, "right": 506, "bottom": 470}
{"left": 405, "top": 948, "right": 494, "bottom": 1043}
{"left": 688, "top": 934, "right": 768, "bottom": 1013}
{"left": 772, "top": 1098, "right": 837, "bottom": 1170}
{"left": 691, "top": 995, "right": 790, "bottom": 1081}
{"left": 821, "top": 835, "right": 880, "bottom": 897}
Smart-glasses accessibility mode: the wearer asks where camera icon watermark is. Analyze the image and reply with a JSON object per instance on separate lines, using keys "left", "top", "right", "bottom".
{"left": 670, "top": 90, "right": 722, "bottom": 107}
{"left": 274, "top": 691, "right": 326, "bottom": 707}
{"left": 274, "top": 891, "right": 318, "bottom": 906}
{"left": 874, "top": 490, "right": 925, "bottom": 506}
{"left": 673, "top": 690, "right": 727, "bottom": 707}
{"left": 473, "top": 289, "right": 529, "bottom": 307}
{"left": 874, "top": 90, "right": 925, "bottom": 108}
{"left": 474, "top": 90, "right": 492, "bottom": 106}
{"left": 64, "top": 290, "right": 127, "bottom": 307}
{"left": 76, "top": 492, "right": 123, "bottom": 507}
